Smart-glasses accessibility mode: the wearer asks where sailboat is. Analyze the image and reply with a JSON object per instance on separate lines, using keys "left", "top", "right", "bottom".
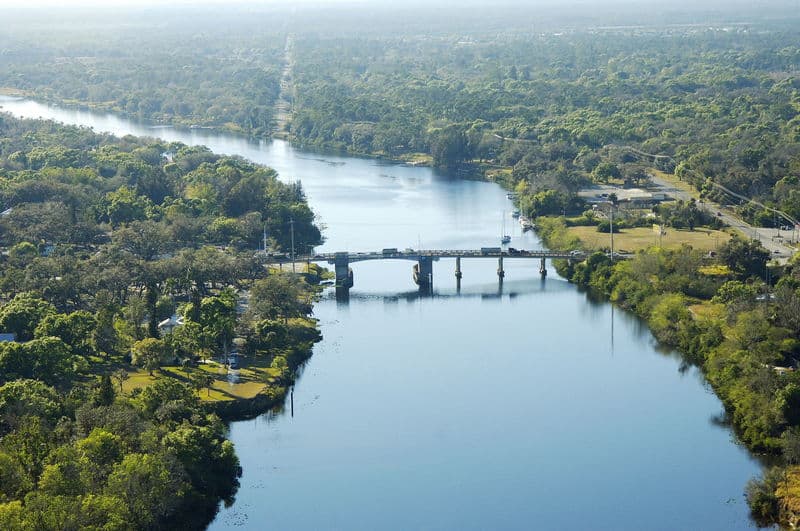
{"left": 501, "top": 212, "right": 511, "bottom": 244}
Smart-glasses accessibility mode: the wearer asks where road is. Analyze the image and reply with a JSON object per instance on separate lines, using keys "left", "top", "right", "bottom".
{"left": 648, "top": 173, "right": 796, "bottom": 262}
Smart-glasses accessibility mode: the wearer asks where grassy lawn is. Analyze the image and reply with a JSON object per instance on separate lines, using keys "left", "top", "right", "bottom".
{"left": 567, "top": 225, "right": 731, "bottom": 253}
{"left": 120, "top": 356, "right": 283, "bottom": 402}
{"left": 397, "top": 152, "right": 433, "bottom": 165}
{"left": 698, "top": 264, "right": 732, "bottom": 276}
{"left": 688, "top": 301, "right": 725, "bottom": 320}
{"left": 486, "top": 167, "right": 513, "bottom": 181}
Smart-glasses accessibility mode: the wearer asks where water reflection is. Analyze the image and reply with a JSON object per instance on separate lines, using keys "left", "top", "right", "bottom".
{"left": 327, "top": 276, "right": 570, "bottom": 305}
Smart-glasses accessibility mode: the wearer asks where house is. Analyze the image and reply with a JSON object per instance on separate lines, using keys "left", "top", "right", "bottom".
{"left": 157, "top": 315, "right": 184, "bottom": 334}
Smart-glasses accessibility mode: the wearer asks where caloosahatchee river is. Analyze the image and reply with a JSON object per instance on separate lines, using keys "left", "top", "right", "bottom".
{"left": 1, "top": 96, "right": 764, "bottom": 530}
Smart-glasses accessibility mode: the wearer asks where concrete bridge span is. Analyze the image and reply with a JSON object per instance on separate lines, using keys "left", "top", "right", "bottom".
{"left": 268, "top": 248, "right": 593, "bottom": 292}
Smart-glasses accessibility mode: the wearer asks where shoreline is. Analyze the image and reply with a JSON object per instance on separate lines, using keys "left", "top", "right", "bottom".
{"left": 534, "top": 218, "right": 799, "bottom": 527}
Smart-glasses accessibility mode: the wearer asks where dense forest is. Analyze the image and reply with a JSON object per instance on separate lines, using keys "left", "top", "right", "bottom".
{"left": 2, "top": 6, "right": 798, "bottom": 226}
{"left": 0, "top": 114, "right": 323, "bottom": 529}
{"left": 0, "top": 9, "right": 284, "bottom": 135}
{"left": 288, "top": 27, "right": 800, "bottom": 225}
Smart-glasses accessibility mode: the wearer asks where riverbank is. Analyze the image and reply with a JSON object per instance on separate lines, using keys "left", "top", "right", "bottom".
{"left": 119, "top": 324, "right": 316, "bottom": 423}
{"left": 535, "top": 216, "right": 800, "bottom": 527}
{"left": 0, "top": 91, "right": 274, "bottom": 138}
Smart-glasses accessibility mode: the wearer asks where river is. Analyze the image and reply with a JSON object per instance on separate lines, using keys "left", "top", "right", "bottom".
{"left": 0, "top": 96, "right": 764, "bottom": 530}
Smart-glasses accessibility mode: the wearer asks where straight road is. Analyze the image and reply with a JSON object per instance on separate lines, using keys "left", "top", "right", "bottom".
{"left": 648, "top": 173, "right": 795, "bottom": 262}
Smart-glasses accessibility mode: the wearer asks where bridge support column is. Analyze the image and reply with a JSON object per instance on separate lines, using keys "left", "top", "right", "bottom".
{"left": 540, "top": 257, "right": 547, "bottom": 277}
{"left": 414, "top": 256, "right": 433, "bottom": 290}
{"left": 334, "top": 252, "right": 353, "bottom": 289}
{"left": 455, "top": 256, "right": 462, "bottom": 291}
{"left": 497, "top": 256, "right": 505, "bottom": 280}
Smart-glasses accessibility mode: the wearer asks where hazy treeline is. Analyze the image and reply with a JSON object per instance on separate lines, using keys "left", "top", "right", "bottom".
{"left": 288, "top": 26, "right": 800, "bottom": 225}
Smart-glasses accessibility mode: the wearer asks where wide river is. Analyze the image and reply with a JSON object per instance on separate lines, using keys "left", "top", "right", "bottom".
{"left": 1, "top": 97, "right": 764, "bottom": 530}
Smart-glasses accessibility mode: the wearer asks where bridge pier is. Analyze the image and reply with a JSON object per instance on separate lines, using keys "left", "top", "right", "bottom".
{"left": 414, "top": 256, "right": 434, "bottom": 289}
{"left": 334, "top": 252, "right": 354, "bottom": 289}
{"left": 540, "top": 257, "right": 547, "bottom": 277}
{"left": 455, "top": 256, "right": 462, "bottom": 291}
{"left": 497, "top": 256, "right": 505, "bottom": 280}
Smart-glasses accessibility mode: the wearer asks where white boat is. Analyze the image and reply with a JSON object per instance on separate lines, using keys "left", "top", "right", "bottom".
{"left": 519, "top": 216, "right": 533, "bottom": 231}
{"left": 501, "top": 212, "right": 511, "bottom": 244}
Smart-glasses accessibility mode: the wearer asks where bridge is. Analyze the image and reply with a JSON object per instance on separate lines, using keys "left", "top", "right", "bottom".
{"left": 267, "top": 248, "right": 591, "bottom": 291}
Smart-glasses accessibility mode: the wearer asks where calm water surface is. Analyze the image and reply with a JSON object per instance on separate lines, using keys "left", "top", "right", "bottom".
{"left": 1, "top": 97, "right": 763, "bottom": 530}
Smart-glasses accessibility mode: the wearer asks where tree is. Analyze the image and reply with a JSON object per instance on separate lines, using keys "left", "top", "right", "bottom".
{"left": 191, "top": 370, "right": 215, "bottom": 397}
{"left": 746, "top": 467, "right": 784, "bottom": 527}
{"left": 138, "top": 378, "right": 198, "bottom": 417}
{"left": 162, "top": 423, "right": 240, "bottom": 505}
{"left": 712, "top": 280, "right": 758, "bottom": 305}
{"left": 593, "top": 161, "right": 621, "bottom": 183}
{"left": 0, "top": 380, "right": 61, "bottom": 435}
{"left": 77, "top": 428, "right": 124, "bottom": 486}
{"left": 131, "top": 338, "right": 166, "bottom": 376}
{"left": 93, "top": 305, "right": 119, "bottom": 358}
{"left": 718, "top": 235, "right": 771, "bottom": 281}
{"left": 0, "top": 452, "right": 32, "bottom": 502}
{"left": 0, "top": 293, "right": 56, "bottom": 342}
{"left": 0, "top": 416, "right": 53, "bottom": 482}
{"left": 0, "top": 337, "right": 75, "bottom": 386}
{"left": 111, "top": 369, "right": 129, "bottom": 393}
{"left": 105, "top": 453, "right": 186, "bottom": 529}
{"left": 249, "top": 273, "right": 312, "bottom": 322}
{"left": 95, "top": 375, "right": 116, "bottom": 406}
{"left": 430, "top": 125, "right": 468, "bottom": 168}
{"left": 34, "top": 310, "right": 97, "bottom": 356}
{"left": 111, "top": 220, "right": 170, "bottom": 261}
{"left": 104, "top": 186, "right": 152, "bottom": 226}
{"left": 168, "top": 321, "right": 204, "bottom": 361}
{"left": 0, "top": 501, "right": 26, "bottom": 529}
{"left": 23, "top": 337, "right": 76, "bottom": 384}
{"left": 38, "top": 451, "right": 87, "bottom": 496}
{"left": 78, "top": 494, "right": 131, "bottom": 531}
{"left": 183, "top": 289, "right": 237, "bottom": 356}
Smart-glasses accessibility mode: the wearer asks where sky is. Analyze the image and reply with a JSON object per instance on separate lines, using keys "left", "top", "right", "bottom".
{"left": 0, "top": 0, "right": 341, "bottom": 5}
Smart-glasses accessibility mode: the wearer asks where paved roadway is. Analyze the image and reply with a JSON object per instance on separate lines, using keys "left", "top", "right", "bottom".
{"left": 647, "top": 174, "right": 796, "bottom": 263}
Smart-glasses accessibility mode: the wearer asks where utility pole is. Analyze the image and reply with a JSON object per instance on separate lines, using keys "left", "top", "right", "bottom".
{"left": 290, "top": 218, "right": 296, "bottom": 274}
{"left": 609, "top": 203, "right": 614, "bottom": 260}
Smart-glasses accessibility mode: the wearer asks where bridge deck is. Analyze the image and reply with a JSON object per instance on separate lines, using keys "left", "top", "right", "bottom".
{"left": 267, "top": 249, "right": 585, "bottom": 263}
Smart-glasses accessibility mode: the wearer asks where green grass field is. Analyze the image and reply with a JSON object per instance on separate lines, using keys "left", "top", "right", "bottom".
{"left": 567, "top": 225, "right": 731, "bottom": 253}
{"left": 121, "top": 357, "right": 282, "bottom": 402}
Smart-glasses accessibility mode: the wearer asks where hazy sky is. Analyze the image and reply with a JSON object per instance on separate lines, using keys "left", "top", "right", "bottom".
{"left": 0, "top": 0, "right": 353, "bottom": 5}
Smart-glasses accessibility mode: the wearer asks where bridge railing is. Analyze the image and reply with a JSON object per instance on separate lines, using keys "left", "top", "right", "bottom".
{"left": 276, "top": 249, "right": 586, "bottom": 262}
